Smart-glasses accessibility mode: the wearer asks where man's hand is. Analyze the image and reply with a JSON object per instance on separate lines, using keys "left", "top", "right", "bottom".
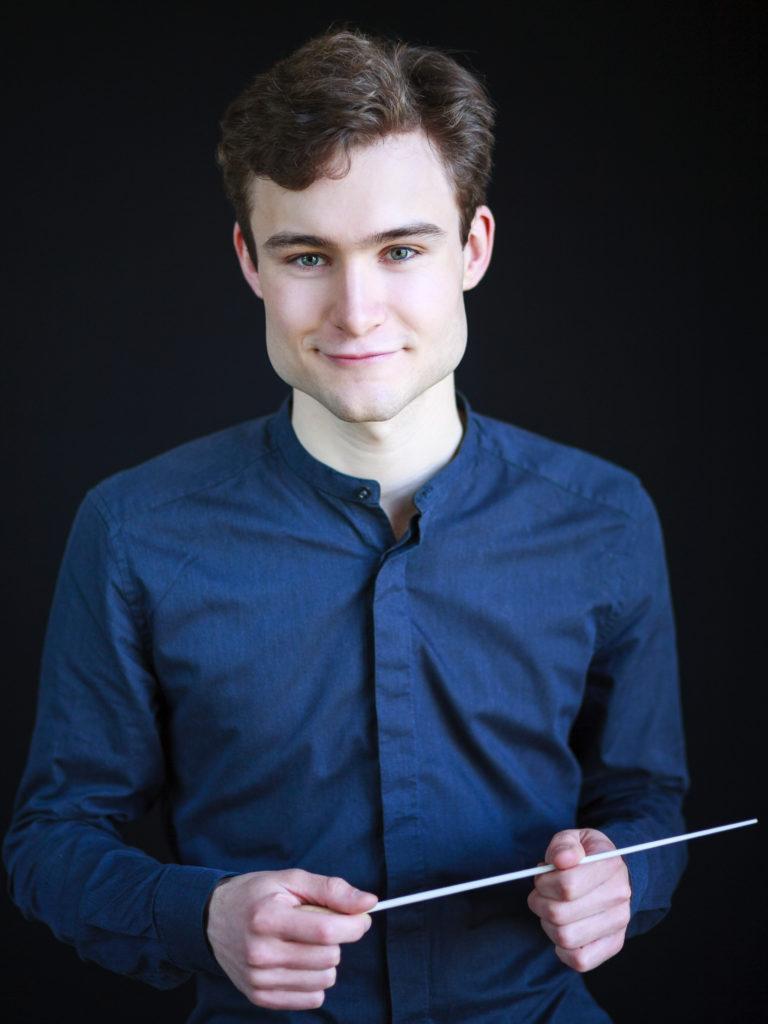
{"left": 206, "top": 869, "right": 378, "bottom": 1011}
{"left": 527, "top": 828, "right": 631, "bottom": 973}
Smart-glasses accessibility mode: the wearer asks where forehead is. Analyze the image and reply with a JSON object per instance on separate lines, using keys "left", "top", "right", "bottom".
{"left": 248, "top": 131, "right": 461, "bottom": 245}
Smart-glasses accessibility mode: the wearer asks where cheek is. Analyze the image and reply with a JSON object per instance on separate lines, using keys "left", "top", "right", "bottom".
{"left": 390, "top": 267, "right": 462, "bottom": 331}
{"left": 263, "top": 280, "right": 324, "bottom": 337}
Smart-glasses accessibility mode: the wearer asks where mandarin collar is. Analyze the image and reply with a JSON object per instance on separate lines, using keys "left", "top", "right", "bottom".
{"left": 267, "top": 387, "right": 478, "bottom": 509}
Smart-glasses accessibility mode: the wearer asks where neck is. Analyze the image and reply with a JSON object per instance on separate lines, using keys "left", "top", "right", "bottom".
{"left": 290, "top": 377, "right": 466, "bottom": 507}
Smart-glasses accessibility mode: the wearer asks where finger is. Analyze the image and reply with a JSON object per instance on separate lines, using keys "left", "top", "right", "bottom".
{"left": 245, "top": 937, "right": 341, "bottom": 971}
{"left": 538, "top": 900, "right": 631, "bottom": 951}
{"left": 252, "top": 988, "right": 327, "bottom": 1012}
{"left": 253, "top": 901, "right": 373, "bottom": 945}
{"left": 278, "top": 870, "right": 379, "bottom": 915}
{"left": 534, "top": 852, "right": 624, "bottom": 902}
{"left": 249, "top": 965, "right": 338, "bottom": 993}
{"left": 554, "top": 929, "right": 626, "bottom": 973}
{"left": 544, "top": 829, "right": 586, "bottom": 871}
{"left": 544, "top": 826, "right": 619, "bottom": 872}
{"left": 529, "top": 869, "right": 632, "bottom": 926}
{"left": 579, "top": 827, "right": 618, "bottom": 859}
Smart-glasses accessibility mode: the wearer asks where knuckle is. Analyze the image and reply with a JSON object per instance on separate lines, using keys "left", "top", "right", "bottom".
{"left": 283, "top": 867, "right": 307, "bottom": 883}
{"left": 538, "top": 917, "right": 553, "bottom": 940}
{"left": 250, "top": 988, "right": 274, "bottom": 1009}
{"left": 555, "top": 925, "right": 577, "bottom": 949}
{"left": 546, "top": 902, "right": 567, "bottom": 926}
{"left": 319, "top": 942, "right": 342, "bottom": 966}
{"left": 324, "top": 875, "right": 347, "bottom": 901}
{"left": 316, "top": 921, "right": 336, "bottom": 945}
{"left": 251, "top": 906, "right": 277, "bottom": 936}
{"left": 571, "top": 949, "right": 590, "bottom": 973}
{"left": 245, "top": 939, "right": 271, "bottom": 967}
{"left": 246, "top": 967, "right": 263, "bottom": 989}
{"left": 280, "top": 867, "right": 308, "bottom": 890}
{"left": 559, "top": 882, "right": 576, "bottom": 901}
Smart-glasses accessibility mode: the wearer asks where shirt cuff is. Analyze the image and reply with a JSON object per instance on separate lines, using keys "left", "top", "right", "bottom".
{"left": 154, "top": 864, "right": 239, "bottom": 977}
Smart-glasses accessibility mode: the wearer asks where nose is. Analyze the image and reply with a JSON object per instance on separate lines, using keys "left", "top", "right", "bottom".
{"left": 329, "top": 259, "right": 386, "bottom": 339}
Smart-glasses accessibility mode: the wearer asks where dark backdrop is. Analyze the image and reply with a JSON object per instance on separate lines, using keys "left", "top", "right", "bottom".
{"left": 2, "top": 2, "right": 764, "bottom": 1021}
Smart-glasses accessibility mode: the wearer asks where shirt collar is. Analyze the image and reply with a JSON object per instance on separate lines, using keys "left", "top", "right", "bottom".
{"left": 267, "top": 387, "right": 479, "bottom": 509}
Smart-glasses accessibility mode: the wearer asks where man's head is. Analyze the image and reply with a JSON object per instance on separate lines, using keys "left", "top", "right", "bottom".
{"left": 216, "top": 27, "right": 496, "bottom": 269}
{"left": 216, "top": 27, "right": 496, "bottom": 424}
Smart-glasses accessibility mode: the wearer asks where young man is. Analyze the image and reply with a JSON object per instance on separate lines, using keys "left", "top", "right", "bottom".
{"left": 4, "top": 27, "right": 688, "bottom": 1023}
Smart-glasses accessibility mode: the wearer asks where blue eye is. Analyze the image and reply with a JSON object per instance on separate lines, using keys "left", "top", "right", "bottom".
{"left": 288, "top": 246, "right": 418, "bottom": 269}
{"left": 294, "top": 254, "right": 325, "bottom": 268}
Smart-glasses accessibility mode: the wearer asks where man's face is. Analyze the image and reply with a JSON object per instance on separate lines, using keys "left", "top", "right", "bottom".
{"left": 236, "top": 130, "right": 491, "bottom": 423}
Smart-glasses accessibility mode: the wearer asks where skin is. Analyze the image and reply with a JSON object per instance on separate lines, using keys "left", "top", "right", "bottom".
{"left": 527, "top": 829, "right": 632, "bottom": 972}
{"left": 207, "top": 130, "right": 631, "bottom": 1010}
{"left": 232, "top": 130, "right": 494, "bottom": 537}
{"left": 206, "top": 869, "right": 377, "bottom": 1011}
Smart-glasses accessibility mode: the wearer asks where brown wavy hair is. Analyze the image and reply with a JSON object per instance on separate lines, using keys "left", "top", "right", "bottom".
{"left": 216, "top": 26, "right": 496, "bottom": 268}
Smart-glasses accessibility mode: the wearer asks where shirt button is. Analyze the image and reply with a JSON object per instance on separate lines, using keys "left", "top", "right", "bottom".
{"left": 356, "top": 486, "right": 371, "bottom": 500}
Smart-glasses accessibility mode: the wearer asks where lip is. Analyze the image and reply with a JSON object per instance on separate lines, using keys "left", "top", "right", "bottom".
{"left": 322, "top": 350, "right": 399, "bottom": 363}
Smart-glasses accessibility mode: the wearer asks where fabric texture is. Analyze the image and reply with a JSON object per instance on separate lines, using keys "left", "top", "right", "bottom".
{"left": 3, "top": 388, "right": 689, "bottom": 1023}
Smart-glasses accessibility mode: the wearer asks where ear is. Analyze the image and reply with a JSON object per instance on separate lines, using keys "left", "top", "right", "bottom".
{"left": 462, "top": 205, "right": 495, "bottom": 292}
{"left": 233, "top": 222, "right": 263, "bottom": 299}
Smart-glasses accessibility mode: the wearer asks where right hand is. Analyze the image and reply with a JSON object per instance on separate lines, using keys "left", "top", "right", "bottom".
{"left": 205, "top": 869, "right": 378, "bottom": 1011}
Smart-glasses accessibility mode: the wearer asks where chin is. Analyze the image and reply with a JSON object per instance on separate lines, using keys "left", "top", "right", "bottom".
{"left": 316, "top": 386, "right": 408, "bottom": 424}
{"left": 327, "top": 401, "right": 401, "bottom": 425}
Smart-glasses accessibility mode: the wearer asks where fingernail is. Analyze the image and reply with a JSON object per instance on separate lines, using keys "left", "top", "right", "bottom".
{"left": 552, "top": 844, "right": 573, "bottom": 854}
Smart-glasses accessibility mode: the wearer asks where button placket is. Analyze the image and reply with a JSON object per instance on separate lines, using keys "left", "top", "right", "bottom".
{"left": 372, "top": 551, "right": 429, "bottom": 1021}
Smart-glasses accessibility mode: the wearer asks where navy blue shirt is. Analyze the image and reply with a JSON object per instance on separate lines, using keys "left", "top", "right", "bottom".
{"left": 4, "top": 388, "right": 689, "bottom": 1022}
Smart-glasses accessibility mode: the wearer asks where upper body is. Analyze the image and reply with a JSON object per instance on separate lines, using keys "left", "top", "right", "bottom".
{"left": 3, "top": 26, "right": 689, "bottom": 1024}
{"left": 3, "top": 386, "right": 688, "bottom": 1023}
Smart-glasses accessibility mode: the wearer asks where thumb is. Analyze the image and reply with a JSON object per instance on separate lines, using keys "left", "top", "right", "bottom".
{"left": 580, "top": 827, "right": 617, "bottom": 857}
{"left": 293, "top": 872, "right": 379, "bottom": 914}
{"left": 545, "top": 829, "right": 585, "bottom": 871}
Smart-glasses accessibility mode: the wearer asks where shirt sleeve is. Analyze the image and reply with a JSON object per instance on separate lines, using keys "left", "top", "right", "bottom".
{"left": 569, "top": 480, "right": 690, "bottom": 939}
{"left": 2, "top": 490, "right": 237, "bottom": 989}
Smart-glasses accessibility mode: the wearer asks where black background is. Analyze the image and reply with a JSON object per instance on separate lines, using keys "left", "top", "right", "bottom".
{"left": 2, "top": 2, "right": 765, "bottom": 1020}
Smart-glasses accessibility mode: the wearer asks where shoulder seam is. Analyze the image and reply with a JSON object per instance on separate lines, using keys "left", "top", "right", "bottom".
{"left": 473, "top": 418, "right": 640, "bottom": 519}
{"left": 91, "top": 445, "right": 274, "bottom": 531}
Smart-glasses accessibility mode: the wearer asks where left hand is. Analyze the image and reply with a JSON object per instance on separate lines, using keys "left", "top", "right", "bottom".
{"left": 526, "top": 828, "right": 632, "bottom": 973}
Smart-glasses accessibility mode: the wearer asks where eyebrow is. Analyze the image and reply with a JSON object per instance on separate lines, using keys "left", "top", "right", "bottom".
{"left": 262, "top": 221, "right": 447, "bottom": 254}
